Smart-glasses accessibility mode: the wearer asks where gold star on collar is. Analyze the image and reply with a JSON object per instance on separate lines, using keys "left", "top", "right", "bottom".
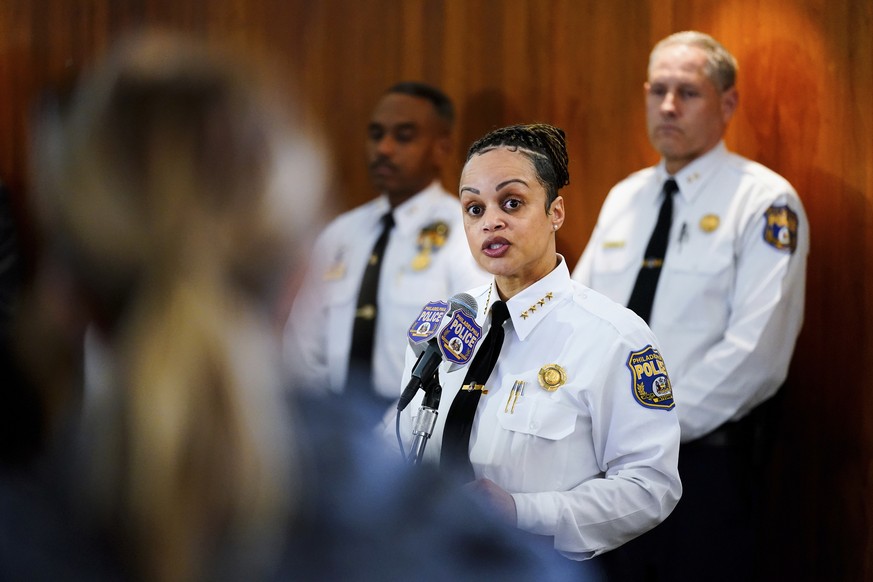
{"left": 518, "top": 291, "right": 554, "bottom": 320}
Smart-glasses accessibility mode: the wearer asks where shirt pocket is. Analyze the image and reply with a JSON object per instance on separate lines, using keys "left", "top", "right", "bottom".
{"left": 390, "top": 266, "right": 451, "bottom": 307}
{"left": 496, "top": 395, "right": 578, "bottom": 441}
{"left": 659, "top": 231, "right": 734, "bottom": 327}
{"left": 588, "top": 210, "right": 647, "bottom": 274}
{"left": 586, "top": 243, "right": 639, "bottom": 305}
{"left": 323, "top": 275, "right": 358, "bottom": 307}
{"left": 590, "top": 240, "right": 638, "bottom": 274}
{"left": 666, "top": 224, "right": 734, "bottom": 274}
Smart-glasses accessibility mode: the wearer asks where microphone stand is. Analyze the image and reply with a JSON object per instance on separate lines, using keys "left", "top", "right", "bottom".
{"left": 406, "top": 370, "right": 442, "bottom": 465}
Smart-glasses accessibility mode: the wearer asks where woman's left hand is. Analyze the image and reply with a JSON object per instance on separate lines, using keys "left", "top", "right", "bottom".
{"left": 463, "top": 478, "right": 518, "bottom": 526}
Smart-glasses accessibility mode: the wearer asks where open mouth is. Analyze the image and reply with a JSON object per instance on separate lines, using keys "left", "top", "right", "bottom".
{"left": 482, "top": 237, "right": 510, "bottom": 258}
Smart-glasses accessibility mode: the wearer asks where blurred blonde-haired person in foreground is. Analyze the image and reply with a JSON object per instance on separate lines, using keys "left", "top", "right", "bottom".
{"left": 2, "top": 31, "right": 576, "bottom": 582}
{"left": 12, "top": 32, "right": 322, "bottom": 581}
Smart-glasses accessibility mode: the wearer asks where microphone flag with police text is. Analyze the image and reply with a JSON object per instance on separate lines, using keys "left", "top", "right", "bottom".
{"left": 397, "top": 293, "right": 481, "bottom": 411}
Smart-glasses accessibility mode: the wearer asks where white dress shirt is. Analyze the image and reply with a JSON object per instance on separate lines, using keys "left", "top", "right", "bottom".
{"left": 573, "top": 142, "right": 809, "bottom": 442}
{"left": 285, "top": 181, "right": 488, "bottom": 399}
{"left": 387, "top": 257, "right": 682, "bottom": 559}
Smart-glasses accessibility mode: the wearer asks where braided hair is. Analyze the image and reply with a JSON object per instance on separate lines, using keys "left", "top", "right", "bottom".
{"left": 466, "top": 123, "right": 569, "bottom": 211}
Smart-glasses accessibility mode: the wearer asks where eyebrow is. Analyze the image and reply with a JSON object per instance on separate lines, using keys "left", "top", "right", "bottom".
{"left": 368, "top": 121, "right": 418, "bottom": 131}
{"left": 460, "top": 178, "right": 529, "bottom": 196}
{"left": 496, "top": 178, "right": 528, "bottom": 190}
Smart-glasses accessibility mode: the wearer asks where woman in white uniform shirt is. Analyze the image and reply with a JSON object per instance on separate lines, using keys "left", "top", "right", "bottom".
{"left": 391, "top": 124, "right": 682, "bottom": 559}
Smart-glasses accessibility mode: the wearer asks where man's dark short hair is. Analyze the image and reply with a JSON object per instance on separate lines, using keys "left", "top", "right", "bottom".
{"left": 385, "top": 81, "right": 455, "bottom": 130}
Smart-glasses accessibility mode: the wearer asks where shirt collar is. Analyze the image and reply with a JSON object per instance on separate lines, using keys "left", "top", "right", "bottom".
{"left": 656, "top": 141, "right": 729, "bottom": 203}
{"left": 482, "top": 255, "right": 572, "bottom": 341}
{"left": 385, "top": 181, "right": 446, "bottom": 234}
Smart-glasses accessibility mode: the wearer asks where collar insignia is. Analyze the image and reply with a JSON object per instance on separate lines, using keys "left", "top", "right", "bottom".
{"left": 520, "top": 291, "right": 554, "bottom": 320}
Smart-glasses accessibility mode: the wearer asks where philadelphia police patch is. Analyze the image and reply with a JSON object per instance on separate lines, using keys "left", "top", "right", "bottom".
{"left": 407, "top": 300, "right": 449, "bottom": 346}
{"left": 626, "top": 346, "right": 674, "bottom": 410}
{"left": 763, "top": 204, "right": 799, "bottom": 253}
{"left": 438, "top": 309, "right": 482, "bottom": 366}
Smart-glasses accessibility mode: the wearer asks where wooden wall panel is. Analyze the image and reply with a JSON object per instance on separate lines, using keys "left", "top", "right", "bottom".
{"left": 1, "top": 0, "right": 871, "bottom": 578}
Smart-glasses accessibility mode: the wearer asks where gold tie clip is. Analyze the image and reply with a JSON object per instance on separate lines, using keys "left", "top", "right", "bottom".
{"left": 462, "top": 382, "right": 488, "bottom": 394}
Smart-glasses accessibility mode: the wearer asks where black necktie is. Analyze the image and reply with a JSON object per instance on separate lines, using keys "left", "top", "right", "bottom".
{"left": 347, "top": 211, "right": 394, "bottom": 393}
{"left": 626, "top": 178, "right": 679, "bottom": 323}
{"left": 440, "top": 300, "right": 511, "bottom": 481}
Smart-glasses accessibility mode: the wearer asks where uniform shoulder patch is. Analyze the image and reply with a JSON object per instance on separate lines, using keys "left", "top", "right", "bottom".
{"left": 763, "top": 204, "right": 799, "bottom": 253}
{"left": 626, "top": 346, "right": 674, "bottom": 410}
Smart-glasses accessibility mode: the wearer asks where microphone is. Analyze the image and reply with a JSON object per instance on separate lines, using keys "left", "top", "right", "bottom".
{"left": 448, "top": 292, "right": 478, "bottom": 320}
{"left": 397, "top": 293, "right": 479, "bottom": 411}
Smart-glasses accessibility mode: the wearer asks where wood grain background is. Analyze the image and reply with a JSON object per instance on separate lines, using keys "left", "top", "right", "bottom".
{"left": 1, "top": 1, "right": 871, "bottom": 578}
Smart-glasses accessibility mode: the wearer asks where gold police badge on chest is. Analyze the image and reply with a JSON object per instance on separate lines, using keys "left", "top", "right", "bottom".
{"left": 538, "top": 364, "right": 567, "bottom": 392}
{"left": 411, "top": 221, "right": 449, "bottom": 271}
{"left": 699, "top": 214, "right": 720, "bottom": 233}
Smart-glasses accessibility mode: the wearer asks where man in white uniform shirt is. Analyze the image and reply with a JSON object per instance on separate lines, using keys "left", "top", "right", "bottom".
{"left": 572, "top": 32, "right": 808, "bottom": 579}
{"left": 285, "top": 82, "right": 486, "bottom": 418}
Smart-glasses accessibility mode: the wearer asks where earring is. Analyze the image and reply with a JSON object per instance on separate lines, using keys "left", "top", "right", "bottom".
{"left": 553, "top": 224, "right": 558, "bottom": 231}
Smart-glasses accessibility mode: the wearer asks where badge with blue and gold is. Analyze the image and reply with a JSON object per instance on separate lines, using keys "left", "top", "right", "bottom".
{"left": 626, "top": 346, "right": 674, "bottom": 410}
{"left": 438, "top": 308, "right": 482, "bottom": 366}
{"left": 407, "top": 300, "right": 449, "bottom": 346}
{"left": 763, "top": 204, "right": 798, "bottom": 253}
{"left": 411, "top": 221, "right": 449, "bottom": 271}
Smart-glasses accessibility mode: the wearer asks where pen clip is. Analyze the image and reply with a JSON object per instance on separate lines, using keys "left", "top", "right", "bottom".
{"left": 511, "top": 380, "right": 525, "bottom": 413}
{"left": 505, "top": 380, "right": 525, "bottom": 414}
{"left": 504, "top": 382, "right": 516, "bottom": 413}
